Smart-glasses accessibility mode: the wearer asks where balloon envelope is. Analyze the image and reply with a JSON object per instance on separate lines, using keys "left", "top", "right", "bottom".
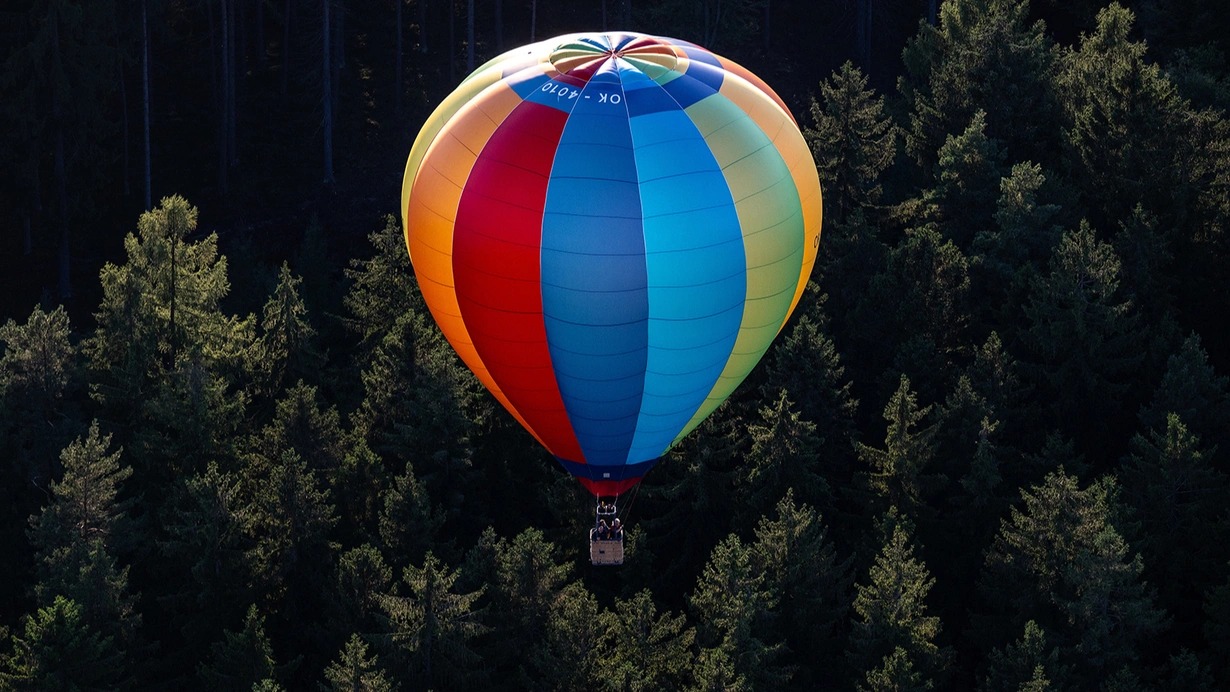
{"left": 401, "top": 32, "right": 822, "bottom": 496}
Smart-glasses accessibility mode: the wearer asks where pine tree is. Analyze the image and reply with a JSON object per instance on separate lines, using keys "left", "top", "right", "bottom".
{"left": 1058, "top": 3, "right": 1200, "bottom": 228}
{"left": 343, "top": 215, "right": 422, "bottom": 357}
{"left": 253, "top": 262, "right": 325, "bottom": 395}
{"left": 1021, "top": 222, "right": 1142, "bottom": 450}
{"left": 524, "top": 581, "right": 606, "bottom": 691}
{"left": 751, "top": 491, "right": 852, "bottom": 688}
{"left": 0, "top": 304, "right": 80, "bottom": 484}
{"left": 378, "top": 461, "right": 444, "bottom": 568}
{"left": 157, "top": 461, "right": 253, "bottom": 652}
{"left": 1139, "top": 333, "right": 1230, "bottom": 463}
{"left": 596, "top": 590, "right": 695, "bottom": 691}
{"left": 1121, "top": 414, "right": 1225, "bottom": 634}
{"left": 242, "top": 448, "right": 338, "bottom": 611}
{"left": 320, "top": 633, "right": 395, "bottom": 692}
{"left": 28, "top": 421, "right": 140, "bottom": 652}
{"left": 380, "top": 553, "right": 486, "bottom": 690}
{"left": 853, "top": 228, "right": 971, "bottom": 401}
{"left": 330, "top": 545, "right": 393, "bottom": 644}
{"left": 805, "top": 61, "right": 898, "bottom": 227}
{"left": 197, "top": 604, "right": 282, "bottom": 691}
{"left": 855, "top": 376, "right": 944, "bottom": 518}
{"left": 0, "top": 596, "right": 123, "bottom": 691}
{"left": 759, "top": 295, "right": 859, "bottom": 488}
{"left": 900, "top": 0, "right": 1059, "bottom": 173}
{"left": 739, "top": 390, "right": 828, "bottom": 521}
{"left": 980, "top": 470, "right": 1166, "bottom": 684}
{"left": 925, "top": 109, "right": 1008, "bottom": 248}
{"left": 861, "top": 646, "right": 933, "bottom": 692}
{"left": 978, "top": 620, "right": 1067, "bottom": 692}
{"left": 85, "top": 196, "right": 253, "bottom": 427}
{"left": 690, "top": 534, "right": 792, "bottom": 690}
{"left": 848, "top": 511, "right": 948, "bottom": 686}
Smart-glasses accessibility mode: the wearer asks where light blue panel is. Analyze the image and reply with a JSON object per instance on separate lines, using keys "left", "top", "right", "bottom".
{"left": 624, "top": 73, "right": 746, "bottom": 460}
{"left": 542, "top": 59, "right": 648, "bottom": 467}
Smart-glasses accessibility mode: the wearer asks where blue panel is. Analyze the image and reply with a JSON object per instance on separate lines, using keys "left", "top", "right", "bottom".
{"left": 661, "top": 70, "right": 719, "bottom": 109}
{"left": 555, "top": 456, "right": 658, "bottom": 483}
{"left": 625, "top": 83, "right": 681, "bottom": 117}
{"left": 626, "top": 80, "right": 745, "bottom": 462}
{"left": 542, "top": 59, "right": 648, "bottom": 467}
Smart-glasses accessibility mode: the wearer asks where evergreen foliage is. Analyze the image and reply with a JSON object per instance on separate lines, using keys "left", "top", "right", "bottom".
{"left": 2, "top": 2, "right": 1230, "bottom": 688}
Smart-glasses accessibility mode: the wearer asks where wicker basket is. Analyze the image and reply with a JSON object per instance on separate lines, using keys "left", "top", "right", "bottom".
{"left": 590, "top": 535, "right": 625, "bottom": 566}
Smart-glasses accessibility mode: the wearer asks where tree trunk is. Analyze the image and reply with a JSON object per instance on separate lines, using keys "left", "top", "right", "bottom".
{"left": 495, "top": 0, "right": 503, "bottom": 50}
{"left": 227, "top": 0, "right": 238, "bottom": 170}
{"left": 856, "top": 0, "right": 871, "bottom": 75}
{"left": 216, "top": 0, "right": 229, "bottom": 195}
{"left": 322, "top": 0, "right": 335, "bottom": 184}
{"left": 529, "top": 0, "right": 536, "bottom": 42}
{"left": 466, "top": 0, "right": 474, "bottom": 73}
{"left": 764, "top": 0, "right": 771, "bottom": 54}
{"left": 448, "top": 0, "right": 455, "bottom": 83}
{"left": 419, "top": 0, "right": 429, "bottom": 53}
{"left": 281, "top": 0, "right": 292, "bottom": 94}
{"left": 928, "top": 0, "right": 938, "bottom": 25}
{"left": 395, "top": 0, "right": 403, "bottom": 118}
{"left": 142, "top": 0, "right": 151, "bottom": 210}
{"left": 256, "top": 0, "right": 267, "bottom": 71}
{"left": 49, "top": 9, "right": 71, "bottom": 300}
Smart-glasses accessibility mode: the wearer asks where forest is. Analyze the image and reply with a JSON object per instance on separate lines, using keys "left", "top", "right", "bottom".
{"left": 3, "top": 0, "right": 1230, "bottom": 689}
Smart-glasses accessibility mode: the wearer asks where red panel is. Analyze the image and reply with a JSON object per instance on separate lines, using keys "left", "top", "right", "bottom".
{"left": 453, "top": 101, "right": 586, "bottom": 464}
{"left": 578, "top": 476, "right": 643, "bottom": 497}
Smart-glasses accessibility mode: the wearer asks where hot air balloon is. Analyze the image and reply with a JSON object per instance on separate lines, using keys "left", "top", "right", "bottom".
{"left": 400, "top": 32, "right": 822, "bottom": 525}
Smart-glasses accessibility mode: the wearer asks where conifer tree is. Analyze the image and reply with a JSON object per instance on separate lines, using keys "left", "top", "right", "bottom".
{"left": 197, "top": 604, "right": 284, "bottom": 691}
{"left": 1022, "top": 222, "right": 1142, "bottom": 447}
{"left": 1121, "top": 414, "right": 1225, "bottom": 632}
{"left": 1139, "top": 333, "right": 1230, "bottom": 462}
{"left": 596, "top": 590, "right": 695, "bottom": 691}
{"left": 343, "top": 215, "right": 422, "bottom": 357}
{"left": 0, "top": 304, "right": 80, "bottom": 484}
{"left": 85, "top": 196, "right": 253, "bottom": 428}
{"left": 926, "top": 109, "right": 1007, "bottom": 248}
{"left": 691, "top": 534, "right": 792, "bottom": 690}
{"left": 524, "top": 581, "right": 606, "bottom": 691}
{"left": 980, "top": 470, "right": 1166, "bottom": 684}
{"left": 900, "top": 0, "right": 1059, "bottom": 172}
{"left": 321, "top": 633, "right": 395, "bottom": 692}
{"left": 848, "top": 510, "right": 948, "bottom": 686}
{"left": 1058, "top": 3, "right": 1199, "bottom": 228}
{"left": 975, "top": 161, "right": 1062, "bottom": 279}
{"left": 157, "top": 461, "right": 253, "bottom": 652}
{"left": 856, "top": 376, "right": 944, "bottom": 518}
{"left": 751, "top": 491, "right": 852, "bottom": 688}
{"left": 978, "top": 620, "right": 1067, "bottom": 692}
{"left": 740, "top": 390, "right": 828, "bottom": 519}
{"left": 0, "top": 596, "right": 123, "bottom": 691}
{"left": 253, "top": 262, "right": 325, "bottom": 395}
{"left": 853, "top": 229, "right": 971, "bottom": 401}
{"left": 28, "top": 421, "right": 140, "bottom": 652}
{"left": 330, "top": 545, "right": 393, "bottom": 644}
{"left": 380, "top": 553, "right": 486, "bottom": 690}
{"left": 805, "top": 61, "right": 898, "bottom": 227}
{"left": 759, "top": 294, "right": 859, "bottom": 490}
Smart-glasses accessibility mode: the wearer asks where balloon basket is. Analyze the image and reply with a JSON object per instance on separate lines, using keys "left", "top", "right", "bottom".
{"left": 589, "top": 531, "right": 624, "bottom": 566}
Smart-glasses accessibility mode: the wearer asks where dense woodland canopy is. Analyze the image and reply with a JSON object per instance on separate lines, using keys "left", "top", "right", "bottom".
{"left": 3, "top": 0, "right": 1230, "bottom": 689}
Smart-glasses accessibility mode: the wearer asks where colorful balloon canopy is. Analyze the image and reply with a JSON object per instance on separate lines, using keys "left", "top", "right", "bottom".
{"left": 401, "top": 32, "right": 822, "bottom": 497}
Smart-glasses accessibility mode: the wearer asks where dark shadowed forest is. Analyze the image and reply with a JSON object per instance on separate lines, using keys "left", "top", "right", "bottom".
{"left": 3, "top": 0, "right": 1230, "bottom": 689}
